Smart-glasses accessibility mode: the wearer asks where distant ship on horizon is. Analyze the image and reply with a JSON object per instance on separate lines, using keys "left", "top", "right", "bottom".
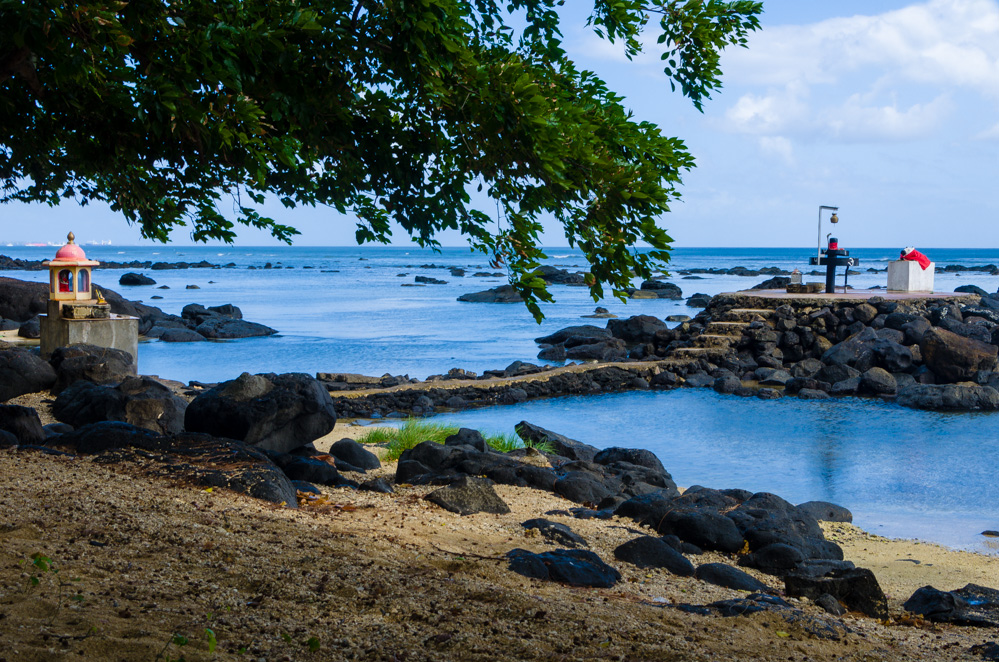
{"left": 9, "top": 240, "right": 113, "bottom": 247}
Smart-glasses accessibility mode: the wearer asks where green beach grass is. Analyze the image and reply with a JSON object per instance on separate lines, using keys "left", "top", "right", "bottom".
{"left": 358, "top": 420, "right": 552, "bottom": 461}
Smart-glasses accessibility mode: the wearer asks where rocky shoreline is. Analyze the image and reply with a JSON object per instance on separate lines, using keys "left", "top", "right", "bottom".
{"left": 0, "top": 276, "right": 276, "bottom": 343}
{"left": 329, "top": 287, "right": 999, "bottom": 418}
{"left": 2, "top": 369, "right": 999, "bottom": 660}
{"left": 0, "top": 254, "right": 232, "bottom": 271}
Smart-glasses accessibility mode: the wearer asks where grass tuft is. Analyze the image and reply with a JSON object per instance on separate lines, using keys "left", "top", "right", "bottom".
{"left": 357, "top": 419, "right": 552, "bottom": 461}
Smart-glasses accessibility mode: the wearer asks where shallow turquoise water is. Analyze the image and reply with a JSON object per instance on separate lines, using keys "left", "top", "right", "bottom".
{"left": 428, "top": 389, "right": 999, "bottom": 555}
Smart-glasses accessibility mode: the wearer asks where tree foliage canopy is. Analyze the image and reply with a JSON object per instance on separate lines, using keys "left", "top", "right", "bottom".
{"left": 0, "top": 0, "right": 761, "bottom": 319}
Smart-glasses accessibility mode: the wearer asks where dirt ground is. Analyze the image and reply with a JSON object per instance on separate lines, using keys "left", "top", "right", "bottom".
{"left": 2, "top": 419, "right": 999, "bottom": 662}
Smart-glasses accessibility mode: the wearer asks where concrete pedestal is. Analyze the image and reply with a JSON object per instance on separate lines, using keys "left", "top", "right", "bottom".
{"left": 39, "top": 312, "right": 139, "bottom": 362}
{"left": 887, "top": 260, "right": 935, "bottom": 292}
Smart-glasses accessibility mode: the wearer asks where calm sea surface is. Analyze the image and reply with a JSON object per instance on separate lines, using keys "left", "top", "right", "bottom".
{"left": 4, "top": 244, "right": 999, "bottom": 552}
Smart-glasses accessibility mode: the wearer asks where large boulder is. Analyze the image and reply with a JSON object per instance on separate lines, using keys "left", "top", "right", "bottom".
{"left": 860, "top": 367, "right": 897, "bottom": 396}
{"left": 535, "top": 325, "right": 611, "bottom": 346}
{"left": 119, "top": 273, "right": 156, "bottom": 286}
{"left": 18, "top": 316, "right": 40, "bottom": 339}
{"left": 52, "top": 376, "right": 188, "bottom": 434}
{"left": 329, "top": 438, "right": 381, "bottom": 472}
{"left": 425, "top": 476, "right": 511, "bottom": 515}
{"left": 564, "top": 338, "right": 628, "bottom": 361}
{"left": 785, "top": 568, "right": 889, "bottom": 620}
{"left": 160, "top": 328, "right": 208, "bottom": 342}
{"left": 49, "top": 344, "right": 136, "bottom": 394}
{"left": 902, "top": 584, "right": 999, "bottom": 627}
{"left": 507, "top": 548, "right": 620, "bottom": 588}
{"left": 514, "top": 421, "right": 599, "bottom": 462}
{"left": 0, "top": 277, "right": 48, "bottom": 321}
{"left": 751, "top": 276, "right": 790, "bottom": 290}
{"left": 194, "top": 317, "right": 277, "bottom": 339}
{"left": 639, "top": 281, "right": 682, "bottom": 299}
{"left": 52, "top": 381, "right": 127, "bottom": 427}
{"left": 660, "top": 509, "right": 745, "bottom": 553}
{"left": 614, "top": 491, "right": 676, "bottom": 527}
{"left": 0, "top": 405, "right": 46, "bottom": 445}
{"left": 821, "top": 327, "right": 878, "bottom": 368}
{"left": 614, "top": 536, "right": 694, "bottom": 576}
{"left": 268, "top": 453, "right": 353, "bottom": 487}
{"left": 593, "top": 447, "right": 667, "bottom": 475}
{"left": 178, "top": 303, "right": 271, "bottom": 339}
{"left": 903, "top": 586, "right": 968, "bottom": 622}
{"left": 532, "top": 266, "right": 586, "bottom": 285}
{"left": 521, "top": 518, "right": 588, "bottom": 548}
{"left": 815, "top": 364, "right": 860, "bottom": 385}
{"left": 184, "top": 372, "right": 337, "bottom": 453}
{"left": 955, "top": 284, "right": 990, "bottom": 297}
{"left": 207, "top": 303, "right": 243, "bottom": 319}
{"left": 694, "top": 563, "right": 769, "bottom": 592}
{"left": 116, "top": 377, "right": 189, "bottom": 434}
{"left": 553, "top": 470, "right": 615, "bottom": 505}
{"left": 686, "top": 293, "right": 712, "bottom": 308}
{"left": 797, "top": 501, "right": 853, "bottom": 523}
{"left": 181, "top": 303, "right": 219, "bottom": 324}
{"left": 0, "top": 348, "right": 57, "bottom": 401}
{"left": 870, "top": 338, "right": 913, "bottom": 373}
{"left": 457, "top": 285, "right": 523, "bottom": 303}
{"left": 920, "top": 327, "right": 998, "bottom": 382}
{"left": 740, "top": 542, "right": 804, "bottom": 575}
{"left": 897, "top": 384, "right": 999, "bottom": 411}
{"left": 607, "top": 315, "right": 669, "bottom": 344}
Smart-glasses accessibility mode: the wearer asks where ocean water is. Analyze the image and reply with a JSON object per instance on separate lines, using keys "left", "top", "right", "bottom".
{"left": 4, "top": 244, "right": 997, "bottom": 381}
{"left": 4, "top": 243, "right": 999, "bottom": 552}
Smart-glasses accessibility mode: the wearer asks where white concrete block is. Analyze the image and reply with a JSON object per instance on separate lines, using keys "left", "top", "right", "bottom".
{"left": 887, "top": 260, "right": 935, "bottom": 292}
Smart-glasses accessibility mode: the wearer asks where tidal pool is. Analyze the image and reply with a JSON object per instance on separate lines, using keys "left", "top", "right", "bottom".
{"left": 429, "top": 389, "right": 999, "bottom": 555}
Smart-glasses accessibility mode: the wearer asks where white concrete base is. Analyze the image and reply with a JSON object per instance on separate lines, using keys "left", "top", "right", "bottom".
{"left": 39, "top": 314, "right": 139, "bottom": 362}
{"left": 887, "top": 260, "right": 935, "bottom": 292}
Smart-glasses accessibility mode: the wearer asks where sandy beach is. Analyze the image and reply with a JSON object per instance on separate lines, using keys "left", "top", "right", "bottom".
{"left": 2, "top": 410, "right": 998, "bottom": 661}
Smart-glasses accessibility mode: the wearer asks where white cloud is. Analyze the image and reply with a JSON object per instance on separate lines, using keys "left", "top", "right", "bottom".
{"left": 717, "top": 0, "right": 999, "bottom": 143}
{"left": 829, "top": 94, "right": 953, "bottom": 141}
{"left": 976, "top": 121, "right": 999, "bottom": 138}
{"left": 758, "top": 136, "right": 795, "bottom": 165}
{"left": 727, "top": 0, "right": 999, "bottom": 94}
{"left": 726, "top": 86, "right": 953, "bottom": 142}
{"left": 725, "top": 83, "right": 810, "bottom": 135}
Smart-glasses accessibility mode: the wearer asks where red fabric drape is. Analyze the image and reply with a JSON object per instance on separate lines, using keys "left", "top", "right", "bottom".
{"left": 901, "top": 247, "right": 931, "bottom": 270}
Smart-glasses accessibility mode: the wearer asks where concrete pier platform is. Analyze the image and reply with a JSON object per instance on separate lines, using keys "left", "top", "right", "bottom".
{"left": 722, "top": 289, "right": 977, "bottom": 306}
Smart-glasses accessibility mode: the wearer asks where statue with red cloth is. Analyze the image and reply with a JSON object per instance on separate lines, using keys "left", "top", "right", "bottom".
{"left": 900, "top": 246, "right": 932, "bottom": 270}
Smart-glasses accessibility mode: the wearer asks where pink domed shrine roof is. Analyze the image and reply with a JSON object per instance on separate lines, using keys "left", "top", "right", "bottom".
{"left": 45, "top": 232, "right": 99, "bottom": 266}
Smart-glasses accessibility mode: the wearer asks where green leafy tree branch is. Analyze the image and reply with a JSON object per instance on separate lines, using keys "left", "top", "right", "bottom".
{"left": 0, "top": 0, "right": 761, "bottom": 319}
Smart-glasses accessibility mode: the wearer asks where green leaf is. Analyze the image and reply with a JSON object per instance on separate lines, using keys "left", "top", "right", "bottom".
{"left": 0, "top": 0, "right": 760, "bottom": 320}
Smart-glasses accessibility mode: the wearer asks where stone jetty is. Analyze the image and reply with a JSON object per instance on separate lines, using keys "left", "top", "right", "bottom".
{"left": 327, "top": 288, "right": 999, "bottom": 417}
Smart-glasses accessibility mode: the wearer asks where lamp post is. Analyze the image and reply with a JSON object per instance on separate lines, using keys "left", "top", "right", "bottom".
{"left": 817, "top": 205, "right": 839, "bottom": 263}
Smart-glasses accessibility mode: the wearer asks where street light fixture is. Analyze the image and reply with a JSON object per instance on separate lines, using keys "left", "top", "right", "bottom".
{"left": 817, "top": 205, "right": 839, "bottom": 263}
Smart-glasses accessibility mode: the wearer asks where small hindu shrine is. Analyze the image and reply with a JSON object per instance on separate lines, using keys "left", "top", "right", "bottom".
{"left": 39, "top": 232, "right": 138, "bottom": 362}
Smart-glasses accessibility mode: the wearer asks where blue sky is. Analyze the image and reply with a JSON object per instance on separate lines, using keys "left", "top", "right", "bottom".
{"left": 3, "top": 0, "right": 997, "bottom": 249}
